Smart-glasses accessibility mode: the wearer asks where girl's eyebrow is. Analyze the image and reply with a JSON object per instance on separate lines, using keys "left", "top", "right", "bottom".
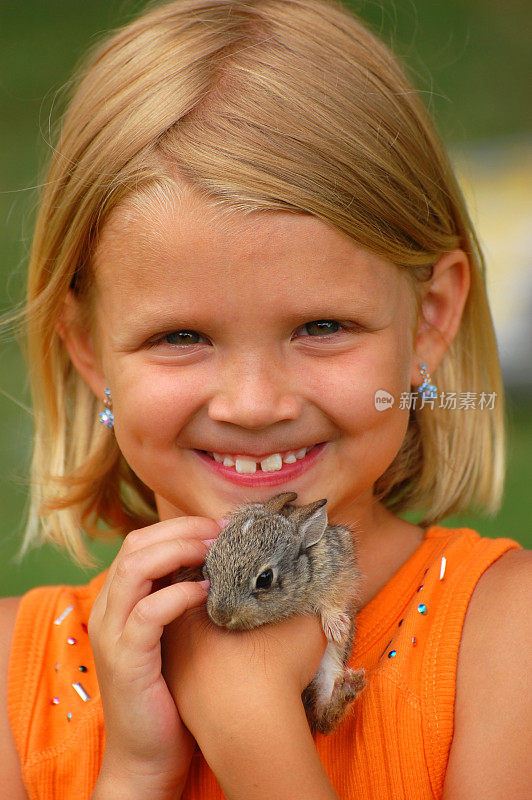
{"left": 129, "top": 295, "right": 378, "bottom": 322}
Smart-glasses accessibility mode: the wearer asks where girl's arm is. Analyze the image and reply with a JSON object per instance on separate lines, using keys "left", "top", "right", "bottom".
{"left": 443, "top": 548, "right": 532, "bottom": 799}
{"left": 163, "top": 610, "right": 339, "bottom": 800}
{"left": 193, "top": 684, "right": 339, "bottom": 800}
{"left": 0, "top": 597, "right": 30, "bottom": 800}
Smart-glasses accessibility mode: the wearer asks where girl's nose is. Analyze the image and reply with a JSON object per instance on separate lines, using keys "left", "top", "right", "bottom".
{"left": 207, "top": 355, "right": 302, "bottom": 429}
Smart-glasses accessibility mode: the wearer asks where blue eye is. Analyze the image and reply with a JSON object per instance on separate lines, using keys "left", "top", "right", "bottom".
{"left": 300, "top": 320, "right": 342, "bottom": 336}
{"left": 164, "top": 330, "right": 203, "bottom": 346}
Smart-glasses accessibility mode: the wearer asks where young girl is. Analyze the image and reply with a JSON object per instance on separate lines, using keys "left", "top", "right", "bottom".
{"left": 1, "top": 0, "right": 529, "bottom": 798}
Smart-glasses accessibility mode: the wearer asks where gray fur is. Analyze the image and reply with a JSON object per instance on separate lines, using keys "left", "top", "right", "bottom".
{"left": 175, "top": 491, "right": 366, "bottom": 733}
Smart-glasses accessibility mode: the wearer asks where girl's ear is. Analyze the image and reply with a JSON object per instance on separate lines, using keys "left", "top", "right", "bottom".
{"left": 411, "top": 249, "right": 470, "bottom": 385}
{"left": 56, "top": 290, "right": 107, "bottom": 398}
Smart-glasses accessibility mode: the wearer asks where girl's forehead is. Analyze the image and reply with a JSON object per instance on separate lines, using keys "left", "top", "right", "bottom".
{"left": 98, "top": 185, "right": 342, "bottom": 263}
{"left": 94, "top": 187, "right": 406, "bottom": 302}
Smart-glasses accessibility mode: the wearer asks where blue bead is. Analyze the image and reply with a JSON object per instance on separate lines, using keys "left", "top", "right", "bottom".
{"left": 99, "top": 409, "right": 114, "bottom": 429}
{"left": 417, "top": 603, "right": 427, "bottom": 615}
{"left": 388, "top": 649, "right": 397, "bottom": 658}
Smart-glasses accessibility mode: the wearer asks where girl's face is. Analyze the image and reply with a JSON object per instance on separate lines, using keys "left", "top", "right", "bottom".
{"left": 79, "top": 188, "right": 421, "bottom": 527}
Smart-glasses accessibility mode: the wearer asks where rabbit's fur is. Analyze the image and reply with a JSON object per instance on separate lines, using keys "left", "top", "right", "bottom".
{"left": 176, "top": 491, "right": 366, "bottom": 733}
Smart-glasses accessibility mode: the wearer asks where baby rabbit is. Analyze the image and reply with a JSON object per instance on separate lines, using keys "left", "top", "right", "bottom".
{"left": 181, "top": 491, "right": 366, "bottom": 734}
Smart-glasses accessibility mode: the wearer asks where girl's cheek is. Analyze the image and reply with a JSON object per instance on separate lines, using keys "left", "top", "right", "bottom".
{"left": 111, "top": 364, "right": 203, "bottom": 422}
{"left": 331, "top": 349, "right": 405, "bottom": 404}
{"left": 331, "top": 354, "right": 410, "bottom": 437}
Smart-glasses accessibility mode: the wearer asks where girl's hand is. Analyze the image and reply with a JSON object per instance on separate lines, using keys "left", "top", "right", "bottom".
{"left": 163, "top": 609, "right": 338, "bottom": 800}
{"left": 164, "top": 608, "right": 327, "bottom": 721}
{"left": 88, "top": 516, "right": 220, "bottom": 800}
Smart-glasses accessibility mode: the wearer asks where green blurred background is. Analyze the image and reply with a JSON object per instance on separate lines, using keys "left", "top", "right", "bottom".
{"left": 1, "top": 0, "right": 531, "bottom": 595}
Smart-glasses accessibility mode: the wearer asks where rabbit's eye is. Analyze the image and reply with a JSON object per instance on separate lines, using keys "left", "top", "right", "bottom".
{"left": 255, "top": 569, "right": 274, "bottom": 590}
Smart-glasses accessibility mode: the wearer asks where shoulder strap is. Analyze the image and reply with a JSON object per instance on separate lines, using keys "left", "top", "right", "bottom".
{"left": 420, "top": 531, "right": 521, "bottom": 797}
{"left": 8, "top": 576, "right": 105, "bottom": 798}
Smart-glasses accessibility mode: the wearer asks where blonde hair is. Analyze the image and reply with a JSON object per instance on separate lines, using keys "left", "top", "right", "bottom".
{"left": 19, "top": 0, "right": 504, "bottom": 564}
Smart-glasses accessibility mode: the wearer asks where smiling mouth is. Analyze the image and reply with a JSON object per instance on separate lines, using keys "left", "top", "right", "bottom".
{"left": 198, "top": 445, "right": 320, "bottom": 474}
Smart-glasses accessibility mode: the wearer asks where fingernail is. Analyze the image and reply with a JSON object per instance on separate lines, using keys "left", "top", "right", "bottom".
{"left": 202, "top": 538, "right": 216, "bottom": 548}
{"left": 217, "top": 518, "right": 229, "bottom": 528}
{"left": 199, "top": 579, "right": 210, "bottom": 591}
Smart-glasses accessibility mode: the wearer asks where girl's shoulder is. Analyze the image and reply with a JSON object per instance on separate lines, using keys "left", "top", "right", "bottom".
{"left": 0, "top": 596, "right": 30, "bottom": 800}
{"left": 443, "top": 547, "right": 532, "bottom": 798}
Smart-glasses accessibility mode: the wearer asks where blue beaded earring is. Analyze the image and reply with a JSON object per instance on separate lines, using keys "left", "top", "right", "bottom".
{"left": 417, "top": 363, "right": 437, "bottom": 400}
{"left": 98, "top": 387, "right": 114, "bottom": 428}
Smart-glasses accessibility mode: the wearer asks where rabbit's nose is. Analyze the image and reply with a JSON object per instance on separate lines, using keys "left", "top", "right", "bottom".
{"left": 207, "top": 600, "right": 234, "bottom": 627}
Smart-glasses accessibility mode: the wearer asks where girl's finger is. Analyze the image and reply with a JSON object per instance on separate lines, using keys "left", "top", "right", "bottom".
{"left": 122, "top": 516, "right": 222, "bottom": 555}
{"left": 119, "top": 580, "right": 209, "bottom": 656}
{"left": 91, "top": 517, "right": 220, "bottom": 626}
{"left": 102, "top": 537, "right": 209, "bottom": 637}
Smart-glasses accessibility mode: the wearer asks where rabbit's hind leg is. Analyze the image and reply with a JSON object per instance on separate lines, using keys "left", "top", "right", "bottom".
{"left": 305, "top": 664, "right": 366, "bottom": 735}
{"left": 319, "top": 667, "right": 366, "bottom": 733}
{"left": 302, "top": 641, "right": 356, "bottom": 734}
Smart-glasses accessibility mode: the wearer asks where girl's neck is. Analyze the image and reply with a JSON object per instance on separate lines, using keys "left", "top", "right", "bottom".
{"left": 352, "top": 503, "right": 426, "bottom": 609}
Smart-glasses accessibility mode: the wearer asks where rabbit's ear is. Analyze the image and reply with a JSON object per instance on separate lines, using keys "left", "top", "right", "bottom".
{"left": 263, "top": 492, "right": 298, "bottom": 514}
{"left": 296, "top": 501, "right": 328, "bottom": 551}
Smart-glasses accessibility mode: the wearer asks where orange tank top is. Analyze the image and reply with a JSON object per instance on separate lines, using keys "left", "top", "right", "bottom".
{"left": 7, "top": 525, "right": 521, "bottom": 799}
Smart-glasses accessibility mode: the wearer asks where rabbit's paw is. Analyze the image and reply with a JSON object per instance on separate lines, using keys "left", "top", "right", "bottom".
{"left": 341, "top": 667, "right": 366, "bottom": 699}
{"left": 320, "top": 609, "right": 351, "bottom": 643}
{"left": 311, "top": 667, "right": 366, "bottom": 734}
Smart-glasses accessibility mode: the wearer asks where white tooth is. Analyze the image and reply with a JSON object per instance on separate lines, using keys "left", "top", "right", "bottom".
{"left": 213, "top": 453, "right": 224, "bottom": 463}
{"left": 260, "top": 453, "right": 283, "bottom": 472}
{"left": 295, "top": 448, "right": 307, "bottom": 460}
{"left": 235, "top": 457, "right": 257, "bottom": 474}
{"left": 282, "top": 453, "right": 297, "bottom": 464}
{"left": 223, "top": 456, "right": 235, "bottom": 467}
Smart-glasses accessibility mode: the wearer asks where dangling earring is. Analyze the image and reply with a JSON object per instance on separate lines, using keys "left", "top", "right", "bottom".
{"left": 98, "top": 387, "right": 114, "bottom": 428}
{"left": 417, "top": 362, "right": 438, "bottom": 400}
